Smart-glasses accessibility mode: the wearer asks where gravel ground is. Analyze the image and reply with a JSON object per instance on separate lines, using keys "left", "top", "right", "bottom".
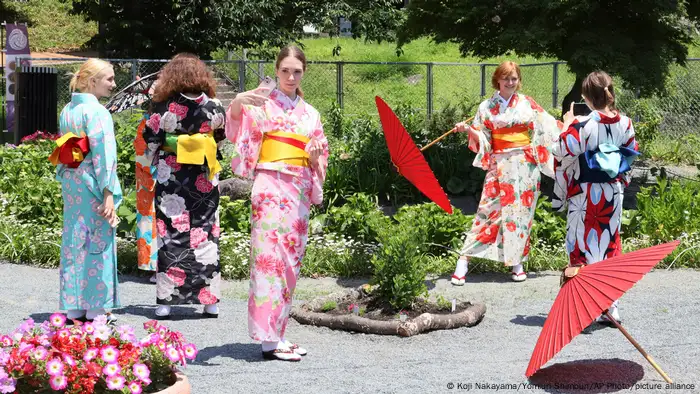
{"left": 1, "top": 263, "right": 699, "bottom": 394}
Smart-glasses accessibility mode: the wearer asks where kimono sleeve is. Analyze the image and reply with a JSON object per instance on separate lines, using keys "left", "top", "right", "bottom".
{"left": 550, "top": 120, "right": 585, "bottom": 212}
{"left": 225, "top": 104, "right": 266, "bottom": 179}
{"left": 619, "top": 117, "right": 639, "bottom": 186}
{"left": 142, "top": 108, "right": 167, "bottom": 158}
{"left": 308, "top": 117, "right": 330, "bottom": 206}
{"left": 207, "top": 100, "right": 227, "bottom": 143}
{"left": 86, "top": 106, "right": 122, "bottom": 203}
{"left": 470, "top": 106, "right": 493, "bottom": 171}
{"left": 527, "top": 96, "right": 563, "bottom": 180}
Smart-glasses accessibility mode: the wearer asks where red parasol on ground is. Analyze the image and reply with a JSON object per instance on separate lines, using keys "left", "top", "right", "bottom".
{"left": 374, "top": 96, "right": 453, "bottom": 214}
{"left": 526, "top": 240, "right": 681, "bottom": 383}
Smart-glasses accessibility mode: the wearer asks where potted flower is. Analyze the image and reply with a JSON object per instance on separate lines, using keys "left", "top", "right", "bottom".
{"left": 0, "top": 314, "right": 196, "bottom": 393}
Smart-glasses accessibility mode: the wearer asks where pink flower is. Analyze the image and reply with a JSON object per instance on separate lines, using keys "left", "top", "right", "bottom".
{"left": 166, "top": 346, "right": 181, "bottom": 362}
{"left": 0, "top": 335, "right": 12, "bottom": 347}
{"left": 292, "top": 219, "right": 308, "bottom": 235}
{"left": 275, "top": 258, "right": 286, "bottom": 278}
{"left": 46, "top": 358, "right": 64, "bottom": 376}
{"left": 168, "top": 102, "right": 189, "bottom": 120}
{"left": 101, "top": 346, "right": 119, "bottom": 363}
{"left": 49, "top": 375, "right": 68, "bottom": 391}
{"left": 189, "top": 227, "right": 208, "bottom": 249}
{"left": 265, "top": 229, "right": 279, "bottom": 244}
{"left": 62, "top": 354, "right": 75, "bottom": 367}
{"left": 83, "top": 347, "right": 98, "bottom": 362}
{"left": 255, "top": 254, "right": 277, "bottom": 274}
{"left": 195, "top": 173, "right": 214, "bottom": 193}
{"left": 103, "top": 363, "right": 121, "bottom": 377}
{"left": 166, "top": 267, "right": 186, "bottom": 286}
{"left": 281, "top": 232, "right": 300, "bottom": 254}
{"left": 183, "top": 343, "right": 198, "bottom": 360}
{"left": 211, "top": 223, "right": 220, "bottom": 238}
{"left": 146, "top": 113, "right": 161, "bottom": 133}
{"left": 32, "top": 347, "right": 47, "bottom": 360}
{"left": 199, "top": 121, "right": 212, "bottom": 133}
{"left": 49, "top": 313, "right": 66, "bottom": 328}
{"left": 171, "top": 211, "right": 190, "bottom": 232}
{"left": 278, "top": 197, "right": 292, "bottom": 213}
{"left": 132, "top": 363, "right": 150, "bottom": 382}
{"left": 156, "top": 219, "right": 167, "bottom": 237}
{"left": 197, "top": 288, "right": 218, "bottom": 304}
{"left": 165, "top": 155, "right": 181, "bottom": 172}
{"left": 106, "top": 375, "right": 126, "bottom": 391}
{"left": 83, "top": 323, "right": 95, "bottom": 335}
{"left": 128, "top": 381, "right": 143, "bottom": 394}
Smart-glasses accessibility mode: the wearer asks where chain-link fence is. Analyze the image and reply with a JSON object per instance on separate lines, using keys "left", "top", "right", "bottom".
{"left": 6, "top": 57, "right": 700, "bottom": 137}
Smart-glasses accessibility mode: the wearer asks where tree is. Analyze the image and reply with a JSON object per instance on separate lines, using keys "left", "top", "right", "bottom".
{"left": 397, "top": 0, "right": 699, "bottom": 110}
{"left": 64, "top": 0, "right": 404, "bottom": 59}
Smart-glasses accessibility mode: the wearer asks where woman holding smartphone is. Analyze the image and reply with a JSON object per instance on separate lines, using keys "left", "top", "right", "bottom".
{"left": 552, "top": 71, "right": 639, "bottom": 324}
{"left": 226, "top": 46, "right": 329, "bottom": 361}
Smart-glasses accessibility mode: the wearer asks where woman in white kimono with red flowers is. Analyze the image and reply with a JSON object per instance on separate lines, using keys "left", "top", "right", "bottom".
{"left": 226, "top": 46, "right": 329, "bottom": 362}
{"left": 451, "top": 61, "right": 562, "bottom": 285}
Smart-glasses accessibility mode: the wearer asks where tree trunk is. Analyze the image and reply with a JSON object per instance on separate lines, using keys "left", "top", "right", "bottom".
{"left": 397, "top": 302, "right": 486, "bottom": 336}
{"left": 561, "top": 75, "right": 584, "bottom": 118}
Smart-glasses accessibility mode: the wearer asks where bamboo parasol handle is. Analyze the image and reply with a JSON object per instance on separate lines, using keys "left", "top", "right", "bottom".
{"left": 420, "top": 116, "right": 475, "bottom": 152}
{"left": 605, "top": 310, "right": 673, "bottom": 384}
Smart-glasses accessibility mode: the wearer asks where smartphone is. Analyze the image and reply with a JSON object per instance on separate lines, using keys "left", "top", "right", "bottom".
{"left": 258, "top": 76, "right": 276, "bottom": 97}
{"left": 573, "top": 102, "right": 592, "bottom": 116}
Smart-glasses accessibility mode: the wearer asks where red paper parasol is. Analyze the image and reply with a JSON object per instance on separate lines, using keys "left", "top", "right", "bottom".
{"left": 526, "top": 240, "right": 681, "bottom": 383}
{"left": 374, "top": 96, "right": 453, "bottom": 214}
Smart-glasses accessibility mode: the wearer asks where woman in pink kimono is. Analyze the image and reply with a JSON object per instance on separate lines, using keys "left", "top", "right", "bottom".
{"left": 451, "top": 61, "right": 562, "bottom": 285}
{"left": 226, "top": 46, "right": 329, "bottom": 362}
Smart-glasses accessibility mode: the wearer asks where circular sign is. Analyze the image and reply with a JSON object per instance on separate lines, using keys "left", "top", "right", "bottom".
{"left": 8, "top": 29, "right": 28, "bottom": 51}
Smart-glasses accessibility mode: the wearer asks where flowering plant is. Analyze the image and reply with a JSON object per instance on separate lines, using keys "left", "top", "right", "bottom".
{"left": 0, "top": 314, "right": 197, "bottom": 393}
{"left": 20, "top": 131, "right": 59, "bottom": 144}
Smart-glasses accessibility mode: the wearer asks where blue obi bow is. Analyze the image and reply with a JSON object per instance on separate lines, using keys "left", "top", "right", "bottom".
{"left": 580, "top": 143, "right": 640, "bottom": 183}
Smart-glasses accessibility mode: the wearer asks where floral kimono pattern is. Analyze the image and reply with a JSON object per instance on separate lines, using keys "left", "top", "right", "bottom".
{"left": 142, "top": 93, "right": 226, "bottom": 306}
{"left": 134, "top": 117, "right": 158, "bottom": 272}
{"left": 551, "top": 111, "right": 639, "bottom": 267}
{"left": 459, "top": 92, "right": 562, "bottom": 266}
{"left": 226, "top": 89, "right": 329, "bottom": 342}
{"left": 57, "top": 93, "right": 123, "bottom": 311}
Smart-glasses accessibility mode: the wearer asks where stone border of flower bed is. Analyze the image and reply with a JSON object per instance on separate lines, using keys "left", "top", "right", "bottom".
{"left": 290, "top": 286, "right": 486, "bottom": 337}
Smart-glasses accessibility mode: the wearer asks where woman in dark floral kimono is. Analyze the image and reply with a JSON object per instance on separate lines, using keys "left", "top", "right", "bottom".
{"left": 141, "top": 53, "right": 226, "bottom": 319}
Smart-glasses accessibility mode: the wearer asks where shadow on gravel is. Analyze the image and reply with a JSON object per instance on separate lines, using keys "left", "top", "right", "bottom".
{"left": 511, "top": 314, "right": 548, "bottom": 327}
{"left": 528, "top": 358, "right": 644, "bottom": 393}
{"left": 194, "top": 343, "right": 266, "bottom": 364}
{"left": 116, "top": 305, "right": 217, "bottom": 321}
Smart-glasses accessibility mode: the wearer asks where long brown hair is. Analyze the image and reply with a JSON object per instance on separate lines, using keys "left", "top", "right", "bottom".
{"left": 276, "top": 46, "right": 307, "bottom": 98}
{"left": 152, "top": 53, "right": 216, "bottom": 103}
{"left": 582, "top": 70, "right": 616, "bottom": 111}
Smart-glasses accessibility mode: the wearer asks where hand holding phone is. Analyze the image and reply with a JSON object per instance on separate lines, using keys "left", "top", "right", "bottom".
{"left": 257, "top": 76, "right": 276, "bottom": 97}
{"left": 573, "top": 102, "right": 592, "bottom": 116}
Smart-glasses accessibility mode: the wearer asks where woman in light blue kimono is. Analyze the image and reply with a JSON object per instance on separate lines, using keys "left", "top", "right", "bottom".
{"left": 52, "top": 58, "right": 121, "bottom": 323}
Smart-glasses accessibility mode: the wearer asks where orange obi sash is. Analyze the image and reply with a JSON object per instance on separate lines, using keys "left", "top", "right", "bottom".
{"left": 258, "top": 130, "right": 310, "bottom": 167}
{"left": 492, "top": 124, "right": 530, "bottom": 152}
{"left": 48, "top": 132, "right": 90, "bottom": 168}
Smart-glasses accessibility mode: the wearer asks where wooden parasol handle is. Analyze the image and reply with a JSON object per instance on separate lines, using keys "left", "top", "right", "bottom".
{"left": 420, "top": 116, "right": 474, "bottom": 152}
{"left": 605, "top": 310, "right": 673, "bottom": 384}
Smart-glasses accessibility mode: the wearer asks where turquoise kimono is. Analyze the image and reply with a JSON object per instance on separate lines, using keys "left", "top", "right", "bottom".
{"left": 57, "top": 93, "right": 122, "bottom": 311}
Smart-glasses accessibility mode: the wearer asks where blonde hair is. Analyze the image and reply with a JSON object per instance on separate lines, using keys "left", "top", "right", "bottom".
{"left": 491, "top": 61, "right": 522, "bottom": 91}
{"left": 69, "top": 58, "right": 113, "bottom": 93}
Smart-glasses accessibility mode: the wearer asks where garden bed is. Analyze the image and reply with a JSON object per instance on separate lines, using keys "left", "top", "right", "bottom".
{"left": 291, "top": 285, "right": 486, "bottom": 337}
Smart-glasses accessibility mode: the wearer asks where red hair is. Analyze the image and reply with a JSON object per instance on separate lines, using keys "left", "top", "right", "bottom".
{"left": 491, "top": 61, "right": 522, "bottom": 91}
{"left": 152, "top": 53, "right": 216, "bottom": 103}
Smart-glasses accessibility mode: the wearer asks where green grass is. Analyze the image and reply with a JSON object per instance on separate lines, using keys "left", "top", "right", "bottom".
{"left": 8, "top": 0, "right": 97, "bottom": 52}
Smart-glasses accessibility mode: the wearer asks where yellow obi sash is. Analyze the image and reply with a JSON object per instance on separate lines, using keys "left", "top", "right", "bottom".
{"left": 258, "top": 130, "right": 310, "bottom": 167}
{"left": 492, "top": 124, "right": 530, "bottom": 152}
{"left": 163, "top": 132, "right": 222, "bottom": 180}
{"left": 48, "top": 132, "right": 90, "bottom": 168}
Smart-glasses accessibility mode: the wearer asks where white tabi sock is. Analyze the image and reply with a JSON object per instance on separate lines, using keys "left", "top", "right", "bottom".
{"left": 512, "top": 264, "right": 524, "bottom": 275}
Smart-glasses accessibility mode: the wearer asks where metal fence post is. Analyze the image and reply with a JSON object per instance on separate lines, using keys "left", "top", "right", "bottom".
{"left": 552, "top": 62, "right": 559, "bottom": 108}
{"left": 426, "top": 63, "right": 433, "bottom": 118}
{"left": 238, "top": 60, "right": 246, "bottom": 92}
{"left": 258, "top": 62, "right": 264, "bottom": 81}
{"left": 337, "top": 62, "right": 344, "bottom": 109}
{"left": 131, "top": 60, "right": 138, "bottom": 82}
{"left": 480, "top": 64, "right": 486, "bottom": 97}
